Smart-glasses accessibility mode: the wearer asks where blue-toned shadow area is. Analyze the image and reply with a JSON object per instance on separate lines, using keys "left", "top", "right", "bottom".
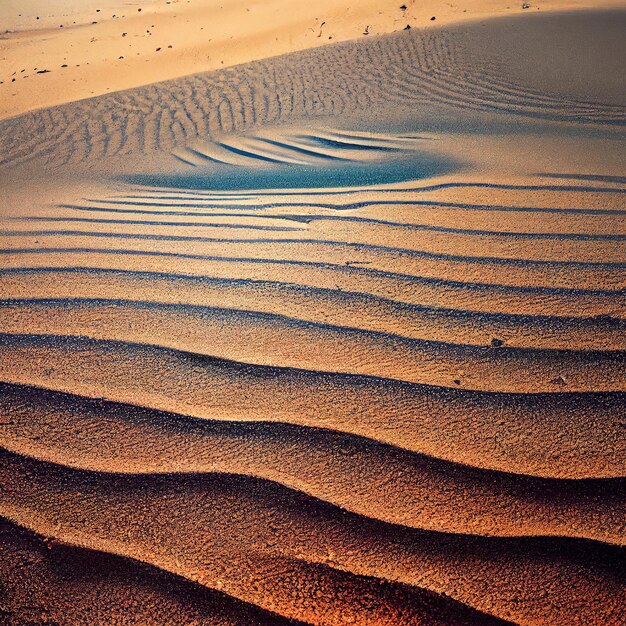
{"left": 122, "top": 151, "right": 460, "bottom": 191}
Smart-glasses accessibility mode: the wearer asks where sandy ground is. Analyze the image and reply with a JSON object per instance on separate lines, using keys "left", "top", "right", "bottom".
{"left": 0, "top": 3, "right": 625, "bottom": 626}
{"left": 1, "top": 0, "right": 624, "bottom": 119}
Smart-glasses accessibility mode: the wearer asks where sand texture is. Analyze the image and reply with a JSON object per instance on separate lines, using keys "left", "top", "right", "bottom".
{"left": 0, "top": 3, "right": 625, "bottom": 625}
{"left": 2, "top": 0, "right": 624, "bottom": 119}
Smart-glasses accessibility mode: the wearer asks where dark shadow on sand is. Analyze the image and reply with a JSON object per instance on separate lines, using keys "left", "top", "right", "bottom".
{"left": 122, "top": 151, "right": 460, "bottom": 191}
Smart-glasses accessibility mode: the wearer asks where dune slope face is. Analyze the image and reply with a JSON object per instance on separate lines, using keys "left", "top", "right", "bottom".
{"left": 1, "top": 9, "right": 625, "bottom": 626}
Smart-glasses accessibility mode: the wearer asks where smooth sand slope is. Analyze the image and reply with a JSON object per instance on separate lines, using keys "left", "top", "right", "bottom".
{"left": 0, "top": 6, "right": 625, "bottom": 626}
{"left": 1, "top": 0, "right": 624, "bottom": 119}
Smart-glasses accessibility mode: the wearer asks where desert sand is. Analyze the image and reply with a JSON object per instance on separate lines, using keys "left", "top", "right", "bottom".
{"left": 1, "top": 0, "right": 625, "bottom": 119}
{"left": 0, "top": 1, "right": 625, "bottom": 625}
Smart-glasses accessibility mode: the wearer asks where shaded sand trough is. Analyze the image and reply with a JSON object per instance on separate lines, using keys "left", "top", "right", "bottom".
{"left": 1, "top": 8, "right": 625, "bottom": 626}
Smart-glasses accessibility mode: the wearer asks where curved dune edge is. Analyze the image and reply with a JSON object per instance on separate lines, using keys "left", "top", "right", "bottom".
{"left": 2, "top": 1, "right": 624, "bottom": 121}
{"left": 2, "top": 11, "right": 626, "bottom": 172}
{"left": 2, "top": 263, "right": 624, "bottom": 317}
{"left": 3, "top": 252, "right": 625, "bottom": 299}
{"left": 1, "top": 382, "right": 624, "bottom": 543}
{"left": 0, "top": 519, "right": 313, "bottom": 626}
{"left": 1, "top": 441, "right": 623, "bottom": 546}
{"left": 3, "top": 231, "right": 626, "bottom": 266}
{"left": 0, "top": 302, "right": 624, "bottom": 393}
{"left": 1, "top": 293, "right": 625, "bottom": 351}
{"left": 4, "top": 227, "right": 625, "bottom": 265}
{"left": 0, "top": 335, "right": 624, "bottom": 479}
{"left": 0, "top": 517, "right": 510, "bottom": 626}
{"left": 1, "top": 449, "right": 624, "bottom": 626}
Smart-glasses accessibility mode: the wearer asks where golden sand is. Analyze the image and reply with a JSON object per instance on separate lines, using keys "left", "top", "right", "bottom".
{"left": 1, "top": 0, "right": 624, "bottom": 119}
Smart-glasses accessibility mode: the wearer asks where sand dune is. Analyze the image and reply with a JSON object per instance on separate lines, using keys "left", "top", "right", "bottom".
{"left": 2, "top": 448, "right": 625, "bottom": 625}
{"left": 1, "top": 6, "right": 625, "bottom": 626}
{"left": 2, "top": 0, "right": 623, "bottom": 120}
{"left": 3, "top": 11, "right": 626, "bottom": 171}
{"left": 1, "top": 383, "right": 624, "bottom": 544}
{"left": 0, "top": 518, "right": 313, "bottom": 626}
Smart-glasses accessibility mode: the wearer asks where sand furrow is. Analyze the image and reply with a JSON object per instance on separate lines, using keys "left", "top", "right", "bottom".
{"left": 0, "top": 518, "right": 314, "bottom": 626}
{"left": 9, "top": 210, "right": 626, "bottom": 239}
{"left": 50, "top": 201, "right": 626, "bottom": 235}
{"left": 8, "top": 233, "right": 625, "bottom": 265}
{"left": 0, "top": 301, "right": 623, "bottom": 392}
{"left": 3, "top": 229, "right": 625, "bottom": 264}
{"left": 1, "top": 450, "right": 624, "bottom": 625}
{"left": 1, "top": 383, "right": 624, "bottom": 543}
{"left": 0, "top": 236, "right": 626, "bottom": 290}
{"left": 1, "top": 265, "right": 623, "bottom": 320}
{"left": 0, "top": 517, "right": 510, "bottom": 626}
{"left": 1, "top": 291, "right": 623, "bottom": 350}
{"left": 0, "top": 333, "right": 623, "bottom": 479}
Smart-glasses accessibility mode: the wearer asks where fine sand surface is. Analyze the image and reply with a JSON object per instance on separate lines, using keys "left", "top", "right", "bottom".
{"left": 1, "top": 0, "right": 625, "bottom": 119}
{"left": 1, "top": 4, "right": 625, "bottom": 626}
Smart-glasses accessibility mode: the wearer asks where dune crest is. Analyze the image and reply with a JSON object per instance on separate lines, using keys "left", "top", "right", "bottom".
{"left": 2, "top": 0, "right": 624, "bottom": 119}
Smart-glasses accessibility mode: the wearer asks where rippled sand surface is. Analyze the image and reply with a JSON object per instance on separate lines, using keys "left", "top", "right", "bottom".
{"left": 0, "top": 7, "right": 625, "bottom": 626}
